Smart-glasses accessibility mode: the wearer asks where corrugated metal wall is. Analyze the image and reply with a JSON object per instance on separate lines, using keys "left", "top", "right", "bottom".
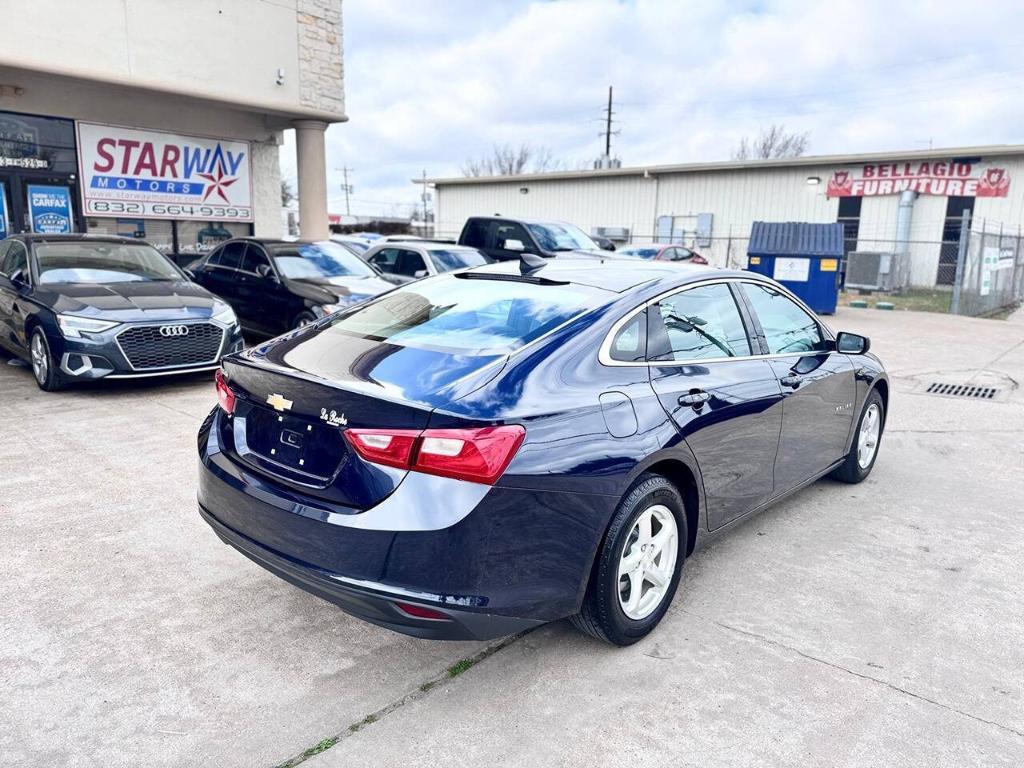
{"left": 435, "top": 156, "right": 1024, "bottom": 287}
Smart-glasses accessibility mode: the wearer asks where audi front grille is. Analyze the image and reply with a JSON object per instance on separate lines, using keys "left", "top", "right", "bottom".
{"left": 116, "top": 322, "right": 224, "bottom": 371}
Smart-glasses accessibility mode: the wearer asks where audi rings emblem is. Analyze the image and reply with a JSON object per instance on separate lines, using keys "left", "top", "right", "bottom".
{"left": 159, "top": 325, "right": 190, "bottom": 338}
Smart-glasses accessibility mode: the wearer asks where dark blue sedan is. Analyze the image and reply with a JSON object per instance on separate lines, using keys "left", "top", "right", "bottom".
{"left": 198, "top": 257, "right": 888, "bottom": 645}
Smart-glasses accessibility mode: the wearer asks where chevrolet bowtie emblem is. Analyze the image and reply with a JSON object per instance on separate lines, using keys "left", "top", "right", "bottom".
{"left": 266, "top": 393, "right": 293, "bottom": 412}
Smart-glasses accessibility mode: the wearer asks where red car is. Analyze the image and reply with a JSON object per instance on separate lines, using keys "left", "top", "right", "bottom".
{"left": 617, "top": 243, "right": 708, "bottom": 264}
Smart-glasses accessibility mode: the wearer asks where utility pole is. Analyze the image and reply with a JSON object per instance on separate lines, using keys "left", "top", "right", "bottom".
{"left": 336, "top": 167, "right": 353, "bottom": 216}
{"left": 420, "top": 169, "right": 429, "bottom": 231}
{"left": 604, "top": 85, "right": 614, "bottom": 157}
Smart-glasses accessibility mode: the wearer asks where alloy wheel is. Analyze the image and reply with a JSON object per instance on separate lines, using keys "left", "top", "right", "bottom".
{"left": 30, "top": 333, "right": 48, "bottom": 385}
{"left": 617, "top": 504, "right": 679, "bottom": 620}
{"left": 857, "top": 403, "right": 881, "bottom": 469}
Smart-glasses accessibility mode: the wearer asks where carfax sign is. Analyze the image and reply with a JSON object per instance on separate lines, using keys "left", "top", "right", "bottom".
{"left": 27, "top": 185, "right": 74, "bottom": 233}
{"left": 76, "top": 122, "right": 253, "bottom": 222}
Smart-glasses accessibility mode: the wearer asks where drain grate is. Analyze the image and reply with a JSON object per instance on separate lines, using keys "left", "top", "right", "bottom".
{"left": 926, "top": 382, "right": 999, "bottom": 399}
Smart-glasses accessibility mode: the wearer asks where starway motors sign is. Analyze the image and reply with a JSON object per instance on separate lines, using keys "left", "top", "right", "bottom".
{"left": 826, "top": 161, "right": 1010, "bottom": 198}
{"left": 77, "top": 122, "right": 253, "bottom": 222}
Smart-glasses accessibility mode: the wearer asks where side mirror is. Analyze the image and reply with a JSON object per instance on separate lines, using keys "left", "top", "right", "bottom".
{"left": 836, "top": 331, "right": 870, "bottom": 354}
{"left": 503, "top": 238, "right": 525, "bottom": 252}
{"left": 413, "top": 269, "right": 428, "bottom": 278}
{"left": 256, "top": 263, "right": 277, "bottom": 281}
{"left": 9, "top": 268, "right": 27, "bottom": 287}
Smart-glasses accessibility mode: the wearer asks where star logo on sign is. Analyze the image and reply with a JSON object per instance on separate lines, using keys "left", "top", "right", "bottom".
{"left": 197, "top": 162, "right": 239, "bottom": 204}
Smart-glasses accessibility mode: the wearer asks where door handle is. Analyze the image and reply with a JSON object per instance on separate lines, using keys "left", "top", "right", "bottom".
{"left": 780, "top": 374, "right": 802, "bottom": 388}
{"left": 678, "top": 390, "right": 711, "bottom": 408}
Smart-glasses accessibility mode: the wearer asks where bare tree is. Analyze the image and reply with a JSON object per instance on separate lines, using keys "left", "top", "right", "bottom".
{"left": 732, "top": 125, "right": 810, "bottom": 160}
{"left": 280, "top": 179, "right": 295, "bottom": 206}
{"left": 462, "top": 143, "right": 565, "bottom": 177}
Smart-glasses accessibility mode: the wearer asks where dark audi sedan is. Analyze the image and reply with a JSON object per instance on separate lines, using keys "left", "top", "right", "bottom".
{"left": 198, "top": 257, "right": 887, "bottom": 645}
{"left": 0, "top": 234, "right": 243, "bottom": 391}
{"left": 187, "top": 238, "right": 395, "bottom": 336}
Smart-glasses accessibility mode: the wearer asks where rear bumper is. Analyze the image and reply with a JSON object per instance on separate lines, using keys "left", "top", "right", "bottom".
{"left": 197, "top": 407, "right": 615, "bottom": 637}
{"left": 200, "top": 503, "right": 543, "bottom": 640}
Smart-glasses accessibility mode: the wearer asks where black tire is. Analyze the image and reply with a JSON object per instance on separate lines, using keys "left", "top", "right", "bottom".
{"left": 292, "top": 311, "right": 317, "bottom": 330}
{"left": 571, "top": 473, "right": 687, "bottom": 646}
{"left": 832, "top": 389, "right": 885, "bottom": 483}
{"left": 29, "top": 327, "right": 64, "bottom": 392}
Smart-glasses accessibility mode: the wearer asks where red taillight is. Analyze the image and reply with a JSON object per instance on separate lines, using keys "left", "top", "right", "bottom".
{"left": 415, "top": 426, "right": 526, "bottom": 484}
{"left": 215, "top": 369, "right": 235, "bottom": 414}
{"left": 344, "top": 428, "right": 421, "bottom": 470}
{"left": 394, "top": 602, "right": 450, "bottom": 621}
{"left": 344, "top": 425, "right": 526, "bottom": 485}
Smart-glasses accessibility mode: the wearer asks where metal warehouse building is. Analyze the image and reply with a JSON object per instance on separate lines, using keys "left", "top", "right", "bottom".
{"left": 427, "top": 145, "right": 1024, "bottom": 288}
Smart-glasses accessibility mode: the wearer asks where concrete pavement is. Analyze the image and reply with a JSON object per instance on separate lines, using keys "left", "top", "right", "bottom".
{"left": 2, "top": 307, "right": 1023, "bottom": 767}
{"left": 308, "top": 307, "right": 1024, "bottom": 767}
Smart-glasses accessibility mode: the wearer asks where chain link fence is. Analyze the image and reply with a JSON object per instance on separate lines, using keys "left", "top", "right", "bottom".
{"left": 953, "top": 223, "right": 1024, "bottom": 317}
{"left": 432, "top": 222, "right": 1023, "bottom": 317}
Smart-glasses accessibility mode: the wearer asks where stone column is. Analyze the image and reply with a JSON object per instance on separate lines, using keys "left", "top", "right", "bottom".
{"left": 293, "top": 120, "right": 330, "bottom": 240}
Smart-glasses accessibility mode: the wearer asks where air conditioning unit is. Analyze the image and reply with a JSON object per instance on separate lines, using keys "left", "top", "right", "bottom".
{"left": 845, "top": 251, "right": 909, "bottom": 291}
{"left": 592, "top": 226, "right": 630, "bottom": 242}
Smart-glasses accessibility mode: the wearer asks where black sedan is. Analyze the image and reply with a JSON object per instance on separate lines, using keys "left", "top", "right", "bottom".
{"left": 199, "top": 257, "right": 887, "bottom": 644}
{"left": 0, "top": 234, "right": 244, "bottom": 391}
{"left": 187, "top": 238, "right": 395, "bottom": 336}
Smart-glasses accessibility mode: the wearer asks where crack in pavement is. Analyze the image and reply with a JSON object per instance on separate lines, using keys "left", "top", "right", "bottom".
{"left": 684, "top": 610, "right": 1024, "bottom": 740}
{"left": 271, "top": 630, "right": 532, "bottom": 768}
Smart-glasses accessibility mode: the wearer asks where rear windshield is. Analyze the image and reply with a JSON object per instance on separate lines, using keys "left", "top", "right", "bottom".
{"left": 34, "top": 242, "right": 181, "bottom": 284}
{"left": 322, "top": 274, "right": 604, "bottom": 354}
{"left": 428, "top": 249, "right": 488, "bottom": 272}
{"left": 618, "top": 247, "right": 659, "bottom": 259}
{"left": 270, "top": 241, "right": 375, "bottom": 279}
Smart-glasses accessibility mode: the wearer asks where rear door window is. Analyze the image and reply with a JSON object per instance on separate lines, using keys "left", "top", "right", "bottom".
{"left": 609, "top": 310, "right": 647, "bottom": 362}
{"left": 461, "top": 219, "right": 490, "bottom": 248}
{"left": 217, "top": 241, "right": 246, "bottom": 271}
{"left": 648, "top": 283, "right": 752, "bottom": 361}
{"left": 741, "top": 283, "right": 827, "bottom": 354}
{"left": 394, "top": 249, "right": 427, "bottom": 277}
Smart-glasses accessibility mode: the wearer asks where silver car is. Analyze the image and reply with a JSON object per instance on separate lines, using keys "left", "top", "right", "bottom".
{"left": 361, "top": 240, "right": 490, "bottom": 283}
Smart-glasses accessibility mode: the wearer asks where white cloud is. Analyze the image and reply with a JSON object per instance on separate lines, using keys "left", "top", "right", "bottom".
{"left": 281, "top": 0, "right": 1024, "bottom": 217}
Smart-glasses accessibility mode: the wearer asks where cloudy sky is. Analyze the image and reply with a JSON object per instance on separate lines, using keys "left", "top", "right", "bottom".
{"left": 280, "top": 0, "right": 1024, "bottom": 218}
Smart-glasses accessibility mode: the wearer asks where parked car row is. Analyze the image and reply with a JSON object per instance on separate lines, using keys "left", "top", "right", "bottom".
{"left": 0, "top": 219, "right": 711, "bottom": 392}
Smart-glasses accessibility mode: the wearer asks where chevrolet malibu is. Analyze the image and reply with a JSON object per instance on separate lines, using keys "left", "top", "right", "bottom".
{"left": 0, "top": 234, "right": 243, "bottom": 391}
{"left": 198, "top": 257, "right": 887, "bottom": 645}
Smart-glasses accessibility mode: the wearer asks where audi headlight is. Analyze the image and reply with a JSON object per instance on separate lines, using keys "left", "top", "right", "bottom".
{"left": 57, "top": 314, "right": 120, "bottom": 338}
{"left": 212, "top": 303, "right": 238, "bottom": 326}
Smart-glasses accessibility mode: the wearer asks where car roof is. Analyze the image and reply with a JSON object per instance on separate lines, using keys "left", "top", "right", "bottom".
{"left": 468, "top": 216, "right": 577, "bottom": 228}
{"left": 365, "top": 240, "right": 474, "bottom": 252}
{"left": 619, "top": 242, "right": 671, "bottom": 250}
{"left": 465, "top": 257, "right": 731, "bottom": 293}
{"left": 10, "top": 233, "right": 144, "bottom": 246}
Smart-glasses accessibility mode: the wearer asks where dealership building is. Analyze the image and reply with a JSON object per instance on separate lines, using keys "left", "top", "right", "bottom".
{"left": 0, "top": 0, "right": 344, "bottom": 254}
{"left": 428, "top": 145, "right": 1024, "bottom": 287}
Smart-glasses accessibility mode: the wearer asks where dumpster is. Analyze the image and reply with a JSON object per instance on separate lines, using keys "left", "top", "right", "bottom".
{"left": 746, "top": 221, "right": 844, "bottom": 314}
